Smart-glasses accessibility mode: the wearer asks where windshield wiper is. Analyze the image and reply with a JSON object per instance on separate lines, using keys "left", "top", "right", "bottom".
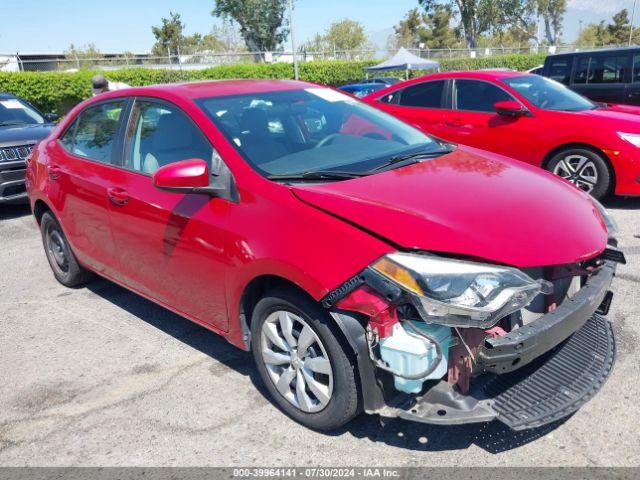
{"left": 267, "top": 170, "right": 364, "bottom": 181}
{"left": 0, "top": 120, "right": 26, "bottom": 127}
{"left": 368, "top": 147, "right": 454, "bottom": 173}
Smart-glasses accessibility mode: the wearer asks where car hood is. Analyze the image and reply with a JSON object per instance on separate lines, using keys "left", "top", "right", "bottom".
{"left": 559, "top": 105, "right": 640, "bottom": 128}
{"left": 291, "top": 146, "right": 607, "bottom": 268}
{"left": 0, "top": 123, "right": 53, "bottom": 147}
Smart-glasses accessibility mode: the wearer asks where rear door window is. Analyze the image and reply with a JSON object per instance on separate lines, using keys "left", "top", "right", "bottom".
{"left": 397, "top": 81, "right": 445, "bottom": 108}
{"left": 586, "top": 55, "right": 627, "bottom": 83}
{"left": 60, "top": 101, "right": 126, "bottom": 163}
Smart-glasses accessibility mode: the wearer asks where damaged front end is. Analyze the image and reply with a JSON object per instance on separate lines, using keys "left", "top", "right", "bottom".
{"left": 324, "top": 245, "right": 624, "bottom": 431}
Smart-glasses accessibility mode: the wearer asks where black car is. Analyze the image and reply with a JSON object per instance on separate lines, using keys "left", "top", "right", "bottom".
{"left": 0, "top": 93, "right": 56, "bottom": 204}
{"left": 541, "top": 47, "right": 640, "bottom": 105}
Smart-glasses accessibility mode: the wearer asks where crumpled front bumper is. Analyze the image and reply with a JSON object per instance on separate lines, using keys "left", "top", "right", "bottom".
{"left": 392, "top": 313, "right": 615, "bottom": 430}
{"left": 383, "top": 261, "right": 617, "bottom": 430}
{"left": 478, "top": 260, "right": 616, "bottom": 374}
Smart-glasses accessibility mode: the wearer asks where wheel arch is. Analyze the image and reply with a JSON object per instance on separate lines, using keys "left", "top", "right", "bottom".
{"left": 32, "top": 198, "right": 53, "bottom": 225}
{"left": 542, "top": 143, "right": 617, "bottom": 192}
{"left": 239, "top": 275, "right": 313, "bottom": 340}
{"left": 239, "top": 275, "right": 385, "bottom": 413}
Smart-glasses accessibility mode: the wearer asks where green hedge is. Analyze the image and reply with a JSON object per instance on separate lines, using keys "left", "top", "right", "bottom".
{"left": 0, "top": 54, "right": 547, "bottom": 115}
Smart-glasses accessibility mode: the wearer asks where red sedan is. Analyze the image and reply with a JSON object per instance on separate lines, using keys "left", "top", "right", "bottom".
{"left": 364, "top": 70, "right": 640, "bottom": 199}
{"left": 27, "top": 80, "right": 620, "bottom": 431}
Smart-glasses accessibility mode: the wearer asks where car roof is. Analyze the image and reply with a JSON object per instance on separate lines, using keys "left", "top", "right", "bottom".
{"left": 548, "top": 46, "right": 640, "bottom": 57}
{"left": 98, "top": 79, "right": 318, "bottom": 101}
{"left": 374, "top": 70, "right": 530, "bottom": 91}
{"left": 0, "top": 92, "right": 18, "bottom": 100}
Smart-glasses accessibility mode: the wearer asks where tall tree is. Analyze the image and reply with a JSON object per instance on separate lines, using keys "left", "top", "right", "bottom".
{"left": 575, "top": 9, "right": 636, "bottom": 47}
{"left": 212, "top": 0, "right": 289, "bottom": 52}
{"left": 576, "top": 21, "right": 609, "bottom": 47}
{"left": 537, "top": 0, "right": 566, "bottom": 44}
{"left": 392, "top": 5, "right": 460, "bottom": 50}
{"left": 393, "top": 8, "right": 428, "bottom": 48}
{"left": 420, "top": 0, "right": 492, "bottom": 48}
{"left": 608, "top": 9, "right": 631, "bottom": 44}
{"left": 325, "top": 19, "right": 368, "bottom": 51}
{"left": 424, "top": 4, "right": 461, "bottom": 48}
{"left": 151, "top": 12, "right": 185, "bottom": 57}
{"left": 494, "top": 0, "right": 538, "bottom": 44}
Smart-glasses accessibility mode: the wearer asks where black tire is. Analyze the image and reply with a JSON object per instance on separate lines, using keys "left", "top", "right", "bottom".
{"left": 251, "top": 287, "right": 360, "bottom": 431}
{"left": 40, "top": 211, "right": 93, "bottom": 287}
{"left": 546, "top": 148, "right": 612, "bottom": 200}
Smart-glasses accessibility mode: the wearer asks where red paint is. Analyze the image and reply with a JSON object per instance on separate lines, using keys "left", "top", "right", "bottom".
{"left": 153, "top": 159, "right": 210, "bottom": 190}
{"left": 364, "top": 70, "right": 640, "bottom": 196}
{"left": 335, "top": 286, "right": 397, "bottom": 337}
{"left": 27, "top": 80, "right": 608, "bottom": 351}
{"left": 293, "top": 146, "right": 607, "bottom": 268}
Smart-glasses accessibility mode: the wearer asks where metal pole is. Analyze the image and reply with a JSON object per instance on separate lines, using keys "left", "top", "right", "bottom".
{"left": 288, "top": 0, "right": 299, "bottom": 80}
{"left": 630, "top": 0, "right": 638, "bottom": 46}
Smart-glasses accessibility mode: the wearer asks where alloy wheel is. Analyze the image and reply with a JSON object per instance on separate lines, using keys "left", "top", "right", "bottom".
{"left": 260, "top": 310, "right": 334, "bottom": 413}
{"left": 552, "top": 154, "right": 598, "bottom": 193}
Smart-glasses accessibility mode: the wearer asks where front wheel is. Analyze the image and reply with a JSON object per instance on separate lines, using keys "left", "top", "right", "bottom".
{"left": 546, "top": 148, "right": 612, "bottom": 199}
{"left": 251, "top": 287, "right": 360, "bottom": 431}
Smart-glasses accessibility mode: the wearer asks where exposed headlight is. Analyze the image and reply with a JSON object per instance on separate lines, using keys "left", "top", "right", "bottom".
{"left": 592, "top": 197, "right": 619, "bottom": 238}
{"left": 617, "top": 132, "right": 640, "bottom": 148}
{"left": 371, "top": 253, "right": 541, "bottom": 328}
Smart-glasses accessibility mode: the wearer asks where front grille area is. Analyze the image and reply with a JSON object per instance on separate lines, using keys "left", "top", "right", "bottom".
{"left": 0, "top": 144, "right": 34, "bottom": 163}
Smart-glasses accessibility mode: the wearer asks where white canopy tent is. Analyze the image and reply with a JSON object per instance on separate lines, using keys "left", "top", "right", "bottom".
{"left": 366, "top": 48, "right": 440, "bottom": 79}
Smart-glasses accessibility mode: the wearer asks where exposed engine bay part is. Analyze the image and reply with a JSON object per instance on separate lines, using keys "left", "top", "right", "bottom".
{"left": 375, "top": 320, "right": 450, "bottom": 393}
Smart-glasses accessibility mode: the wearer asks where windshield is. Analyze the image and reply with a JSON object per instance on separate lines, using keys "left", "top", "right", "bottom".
{"left": 0, "top": 97, "right": 45, "bottom": 127}
{"left": 502, "top": 75, "right": 595, "bottom": 112}
{"left": 197, "top": 87, "right": 442, "bottom": 178}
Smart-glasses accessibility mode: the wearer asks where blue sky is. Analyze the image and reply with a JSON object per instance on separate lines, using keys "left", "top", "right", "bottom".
{"left": 0, "top": 0, "right": 635, "bottom": 53}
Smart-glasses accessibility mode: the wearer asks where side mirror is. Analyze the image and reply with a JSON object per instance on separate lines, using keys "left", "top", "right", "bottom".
{"left": 152, "top": 159, "right": 211, "bottom": 194}
{"left": 44, "top": 113, "right": 59, "bottom": 123}
{"left": 494, "top": 100, "right": 528, "bottom": 117}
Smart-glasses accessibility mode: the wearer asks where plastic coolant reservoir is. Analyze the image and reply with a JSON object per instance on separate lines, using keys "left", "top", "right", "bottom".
{"left": 379, "top": 322, "right": 452, "bottom": 394}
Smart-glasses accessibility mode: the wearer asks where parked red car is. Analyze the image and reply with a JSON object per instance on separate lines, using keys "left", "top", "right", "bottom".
{"left": 364, "top": 70, "right": 640, "bottom": 199}
{"left": 27, "top": 80, "right": 622, "bottom": 431}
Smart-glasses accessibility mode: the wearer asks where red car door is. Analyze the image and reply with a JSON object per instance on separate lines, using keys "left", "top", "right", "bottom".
{"left": 440, "top": 79, "right": 540, "bottom": 164}
{"left": 374, "top": 80, "right": 449, "bottom": 138}
{"left": 47, "top": 100, "right": 127, "bottom": 274}
{"left": 107, "top": 98, "right": 230, "bottom": 331}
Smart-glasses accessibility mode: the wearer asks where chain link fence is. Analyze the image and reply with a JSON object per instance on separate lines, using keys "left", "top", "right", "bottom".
{"left": 0, "top": 44, "right": 632, "bottom": 72}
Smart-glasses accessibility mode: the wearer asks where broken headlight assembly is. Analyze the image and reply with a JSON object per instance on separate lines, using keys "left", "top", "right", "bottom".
{"left": 371, "top": 252, "right": 541, "bottom": 329}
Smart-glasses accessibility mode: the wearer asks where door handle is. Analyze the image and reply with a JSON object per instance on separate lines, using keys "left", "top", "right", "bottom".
{"left": 47, "top": 164, "right": 61, "bottom": 180}
{"left": 107, "top": 187, "right": 129, "bottom": 206}
{"left": 445, "top": 118, "right": 463, "bottom": 127}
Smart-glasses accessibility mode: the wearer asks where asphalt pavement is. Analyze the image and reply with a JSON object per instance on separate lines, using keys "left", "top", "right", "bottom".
{"left": 0, "top": 199, "right": 638, "bottom": 466}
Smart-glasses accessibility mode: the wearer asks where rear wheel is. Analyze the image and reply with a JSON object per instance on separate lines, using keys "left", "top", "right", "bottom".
{"left": 546, "top": 148, "right": 612, "bottom": 199}
{"left": 251, "top": 287, "right": 360, "bottom": 430}
{"left": 40, "top": 212, "right": 93, "bottom": 287}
